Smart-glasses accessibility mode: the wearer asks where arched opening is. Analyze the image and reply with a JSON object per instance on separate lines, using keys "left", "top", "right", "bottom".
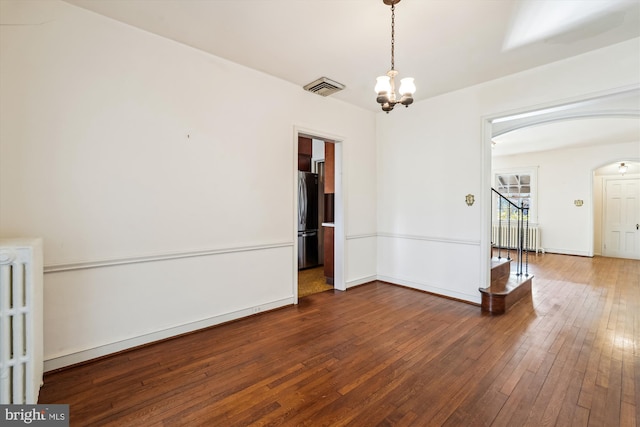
{"left": 482, "top": 87, "right": 640, "bottom": 276}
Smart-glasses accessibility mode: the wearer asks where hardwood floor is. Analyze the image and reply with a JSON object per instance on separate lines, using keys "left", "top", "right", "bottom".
{"left": 39, "top": 253, "right": 639, "bottom": 426}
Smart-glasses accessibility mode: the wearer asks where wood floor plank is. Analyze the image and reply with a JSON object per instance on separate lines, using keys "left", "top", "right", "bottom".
{"left": 554, "top": 369, "right": 588, "bottom": 427}
{"left": 620, "top": 401, "right": 636, "bottom": 427}
{"left": 38, "top": 254, "right": 639, "bottom": 426}
{"left": 572, "top": 406, "right": 591, "bottom": 427}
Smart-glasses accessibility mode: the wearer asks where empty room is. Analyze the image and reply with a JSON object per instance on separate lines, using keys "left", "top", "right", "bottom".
{"left": 1, "top": 0, "right": 638, "bottom": 425}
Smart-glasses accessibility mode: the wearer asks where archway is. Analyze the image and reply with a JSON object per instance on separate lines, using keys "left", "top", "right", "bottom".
{"left": 481, "top": 86, "right": 640, "bottom": 279}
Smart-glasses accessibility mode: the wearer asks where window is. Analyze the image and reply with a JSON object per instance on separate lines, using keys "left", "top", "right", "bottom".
{"left": 494, "top": 167, "right": 538, "bottom": 224}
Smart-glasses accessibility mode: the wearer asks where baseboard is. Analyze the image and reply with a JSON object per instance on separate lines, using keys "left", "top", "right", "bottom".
{"left": 44, "top": 297, "right": 295, "bottom": 372}
{"left": 542, "top": 248, "right": 591, "bottom": 257}
{"left": 376, "top": 275, "right": 481, "bottom": 305}
{"left": 346, "top": 275, "right": 377, "bottom": 288}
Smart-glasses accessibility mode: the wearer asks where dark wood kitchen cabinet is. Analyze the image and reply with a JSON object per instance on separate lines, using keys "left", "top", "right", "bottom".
{"left": 324, "top": 142, "right": 334, "bottom": 193}
{"left": 324, "top": 226, "right": 334, "bottom": 284}
{"left": 298, "top": 136, "right": 312, "bottom": 172}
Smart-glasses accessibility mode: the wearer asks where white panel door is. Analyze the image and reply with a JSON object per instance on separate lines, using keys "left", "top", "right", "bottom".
{"left": 603, "top": 178, "right": 640, "bottom": 259}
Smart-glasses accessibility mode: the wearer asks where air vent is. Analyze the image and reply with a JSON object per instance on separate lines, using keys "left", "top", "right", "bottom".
{"left": 303, "top": 77, "right": 345, "bottom": 97}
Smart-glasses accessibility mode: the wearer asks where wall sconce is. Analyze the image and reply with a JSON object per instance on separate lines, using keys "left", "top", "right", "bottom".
{"left": 574, "top": 200, "right": 583, "bottom": 207}
{"left": 465, "top": 194, "right": 475, "bottom": 206}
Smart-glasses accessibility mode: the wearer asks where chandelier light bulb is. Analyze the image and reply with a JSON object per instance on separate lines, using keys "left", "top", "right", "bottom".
{"left": 375, "top": 75, "right": 392, "bottom": 95}
{"left": 399, "top": 77, "right": 416, "bottom": 96}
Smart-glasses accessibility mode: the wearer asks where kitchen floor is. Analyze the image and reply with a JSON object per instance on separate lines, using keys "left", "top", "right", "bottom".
{"left": 298, "top": 266, "right": 333, "bottom": 298}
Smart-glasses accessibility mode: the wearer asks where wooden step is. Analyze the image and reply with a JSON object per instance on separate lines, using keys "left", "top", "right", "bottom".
{"left": 479, "top": 273, "right": 533, "bottom": 314}
{"left": 490, "top": 257, "right": 511, "bottom": 287}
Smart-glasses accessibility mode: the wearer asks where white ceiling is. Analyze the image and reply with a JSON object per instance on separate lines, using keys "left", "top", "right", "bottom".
{"left": 491, "top": 89, "right": 640, "bottom": 155}
{"left": 64, "top": 0, "right": 640, "bottom": 113}
{"left": 492, "top": 116, "right": 640, "bottom": 156}
{"left": 62, "top": 0, "right": 640, "bottom": 156}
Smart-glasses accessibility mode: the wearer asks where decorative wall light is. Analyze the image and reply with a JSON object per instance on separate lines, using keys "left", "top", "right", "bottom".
{"left": 375, "top": 0, "right": 416, "bottom": 113}
{"left": 574, "top": 200, "right": 583, "bottom": 207}
{"left": 465, "top": 194, "right": 475, "bottom": 206}
{"left": 619, "top": 162, "right": 628, "bottom": 175}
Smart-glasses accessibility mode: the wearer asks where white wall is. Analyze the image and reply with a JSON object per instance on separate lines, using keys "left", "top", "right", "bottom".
{"left": 376, "top": 89, "right": 485, "bottom": 302}
{"left": 0, "top": 0, "right": 377, "bottom": 370}
{"left": 311, "top": 138, "right": 325, "bottom": 165}
{"left": 377, "top": 38, "right": 640, "bottom": 303}
{"left": 493, "top": 141, "right": 640, "bottom": 256}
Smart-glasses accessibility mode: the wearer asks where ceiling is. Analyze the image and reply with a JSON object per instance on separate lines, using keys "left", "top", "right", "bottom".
{"left": 492, "top": 116, "right": 640, "bottom": 156}
{"left": 64, "top": 0, "right": 640, "bottom": 113}
{"left": 491, "top": 89, "right": 640, "bottom": 156}
{"left": 62, "top": 0, "right": 640, "bottom": 157}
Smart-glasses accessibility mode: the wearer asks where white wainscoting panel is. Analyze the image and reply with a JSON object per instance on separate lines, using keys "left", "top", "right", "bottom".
{"left": 43, "top": 244, "right": 294, "bottom": 371}
{"left": 345, "top": 234, "right": 377, "bottom": 289}
{"left": 377, "top": 234, "right": 482, "bottom": 304}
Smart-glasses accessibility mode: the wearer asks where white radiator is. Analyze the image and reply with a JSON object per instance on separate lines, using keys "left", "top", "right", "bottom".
{"left": 492, "top": 224, "right": 542, "bottom": 253}
{"left": 0, "top": 238, "right": 43, "bottom": 404}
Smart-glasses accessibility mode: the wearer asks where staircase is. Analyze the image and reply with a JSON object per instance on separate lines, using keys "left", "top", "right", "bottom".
{"left": 479, "top": 189, "right": 534, "bottom": 314}
{"left": 480, "top": 256, "right": 532, "bottom": 314}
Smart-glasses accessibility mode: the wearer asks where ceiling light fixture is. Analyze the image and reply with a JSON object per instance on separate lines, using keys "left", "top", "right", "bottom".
{"left": 619, "top": 162, "right": 627, "bottom": 175}
{"left": 375, "top": 0, "right": 416, "bottom": 113}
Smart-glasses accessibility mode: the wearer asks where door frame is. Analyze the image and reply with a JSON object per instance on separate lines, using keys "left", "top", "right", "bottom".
{"left": 293, "top": 126, "right": 346, "bottom": 303}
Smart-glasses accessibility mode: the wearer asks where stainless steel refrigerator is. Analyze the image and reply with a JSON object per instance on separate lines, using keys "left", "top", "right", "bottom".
{"left": 298, "top": 171, "right": 319, "bottom": 269}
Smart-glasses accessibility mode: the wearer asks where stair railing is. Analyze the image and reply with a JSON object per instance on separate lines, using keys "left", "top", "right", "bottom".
{"left": 491, "top": 188, "right": 530, "bottom": 277}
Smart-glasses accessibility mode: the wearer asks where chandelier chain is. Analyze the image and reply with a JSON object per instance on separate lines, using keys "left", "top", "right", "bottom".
{"left": 390, "top": 3, "right": 395, "bottom": 70}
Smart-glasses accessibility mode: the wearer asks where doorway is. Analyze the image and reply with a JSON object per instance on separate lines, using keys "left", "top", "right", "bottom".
{"left": 600, "top": 174, "right": 640, "bottom": 259}
{"left": 295, "top": 130, "right": 343, "bottom": 300}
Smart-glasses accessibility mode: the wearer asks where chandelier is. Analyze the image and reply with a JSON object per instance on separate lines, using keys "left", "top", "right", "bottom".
{"left": 375, "top": 0, "right": 416, "bottom": 113}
